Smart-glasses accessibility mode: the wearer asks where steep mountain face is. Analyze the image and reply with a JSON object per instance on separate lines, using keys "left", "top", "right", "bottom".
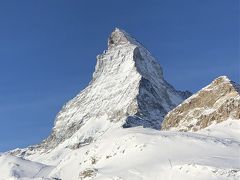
{"left": 33, "top": 28, "right": 190, "bottom": 150}
{"left": 162, "top": 76, "right": 240, "bottom": 132}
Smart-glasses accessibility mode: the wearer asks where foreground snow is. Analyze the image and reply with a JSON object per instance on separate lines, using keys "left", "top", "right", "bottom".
{"left": 0, "top": 155, "right": 52, "bottom": 180}
{"left": 1, "top": 120, "right": 239, "bottom": 180}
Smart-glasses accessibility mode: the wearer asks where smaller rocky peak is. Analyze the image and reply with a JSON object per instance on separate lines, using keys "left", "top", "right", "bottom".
{"left": 161, "top": 76, "right": 240, "bottom": 132}
{"left": 205, "top": 75, "right": 240, "bottom": 94}
{"left": 108, "top": 28, "right": 138, "bottom": 49}
{"left": 212, "top": 76, "right": 231, "bottom": 86}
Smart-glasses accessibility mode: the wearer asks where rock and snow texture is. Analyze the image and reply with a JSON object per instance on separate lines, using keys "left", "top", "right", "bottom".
{"left": 31, "top": 28, "right": 190, "bottom": 151}
{"left": 162, "top": 76, "right": 240, "bottom": 131}
{"left": 2, "top": 29, "right": 240, "bottom": 180}
{"left": 1, "top": 120, "right": 240, "bottom": 180}
{"left": 45, "top": 121, "right": 240, "bottom": 180}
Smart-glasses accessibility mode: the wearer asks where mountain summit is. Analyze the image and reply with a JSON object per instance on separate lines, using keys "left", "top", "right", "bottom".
{"left": 107, "top": 28, "right": 135, "bottom": 48}
{"left": 162, "top": 76, "right": 240, "bottom": 131}
{"left": 33, "top": 28, "right": 190, "bottom": 150}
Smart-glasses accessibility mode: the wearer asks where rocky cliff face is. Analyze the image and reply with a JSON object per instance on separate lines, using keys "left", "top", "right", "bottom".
{"left": 162, "top": 76, "right": 240, "bottom": 132}
{"left": 34, "top": 28, "right": 190, "bottom": 150}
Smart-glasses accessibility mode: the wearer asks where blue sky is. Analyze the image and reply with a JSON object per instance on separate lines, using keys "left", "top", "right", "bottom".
{"left": 0, "top": 0, "right": 239, "bottom": 152}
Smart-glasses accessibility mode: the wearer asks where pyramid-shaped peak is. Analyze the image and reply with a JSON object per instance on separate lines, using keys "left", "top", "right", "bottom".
{"left": 108, "top": 28, "right": 139, "bottom": 49}
{"left": 15, "top": 28, "right": 189, "bottom": 151}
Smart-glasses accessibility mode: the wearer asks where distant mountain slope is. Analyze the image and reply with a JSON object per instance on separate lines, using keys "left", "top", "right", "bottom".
{"left": 162, "top": 76, "right": 240, "bottom": 131}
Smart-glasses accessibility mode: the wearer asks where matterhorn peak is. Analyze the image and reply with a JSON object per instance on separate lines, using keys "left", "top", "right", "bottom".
{"left": 12, "top": 28, "right": 190, "bottom": 154}
{"left": 107, "top": 28, "right": 137, "bottom": 48}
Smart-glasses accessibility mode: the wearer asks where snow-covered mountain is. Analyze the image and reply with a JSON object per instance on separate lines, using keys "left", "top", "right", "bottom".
{"left": 1, "top": 28, "right": 239, "bottom": 180}
{"left": 12, "top": 28, "right": 190, "bottom": 155}
{"left": 162, "top": 76, "right": 240, "bottom": 131}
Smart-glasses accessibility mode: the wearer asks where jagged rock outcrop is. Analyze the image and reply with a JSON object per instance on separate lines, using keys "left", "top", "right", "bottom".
{"left": 162, "top": 76, "right": 240, "bottom": 132}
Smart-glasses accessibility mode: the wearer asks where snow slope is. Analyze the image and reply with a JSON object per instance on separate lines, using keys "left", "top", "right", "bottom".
{"left": 0, "top": 154, "right": 53, "bottom": 180}
{"left": 47, "top": 123, "right": 240, "bottom": 180}
{"left": 2, "top": 120, "right": 240, "bottom": 180}
{"left": 199, "top": 119, "right": 240, "bottom": 141}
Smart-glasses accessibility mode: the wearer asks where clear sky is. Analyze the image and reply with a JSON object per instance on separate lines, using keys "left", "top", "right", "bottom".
{"left": 0, "top": 0, "right": 239, "bottom": 152}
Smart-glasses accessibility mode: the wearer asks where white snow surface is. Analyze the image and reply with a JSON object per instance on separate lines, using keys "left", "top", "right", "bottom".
{"left": 0, "top": 154, "right": 53, "bottom": 180}
{"left": 1, "top": 120, "right": 239, "bottom": 180}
